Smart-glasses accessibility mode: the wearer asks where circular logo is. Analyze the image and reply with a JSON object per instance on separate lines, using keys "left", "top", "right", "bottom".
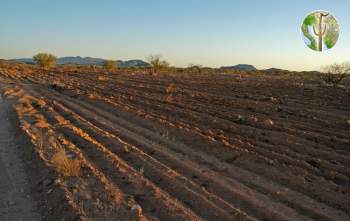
{"left": 301, "top": 10, "right": 340, "bottom": 52}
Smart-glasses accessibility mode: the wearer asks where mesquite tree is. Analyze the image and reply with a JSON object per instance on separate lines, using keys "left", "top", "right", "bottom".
{"left": 104, "top": 60, "right": 116, "bottom": 71}
{"left": 322, "top": 62, "right": 350, "bottom": 86}
{"left": 33, "top": 53, "right": 57, "bottom": 68}
{"left": 147, "top": 55, "right": 169, "bottom": 74}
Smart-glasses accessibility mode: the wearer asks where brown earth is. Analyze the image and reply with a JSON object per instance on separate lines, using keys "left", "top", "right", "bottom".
{"left": 0, "top": 66, "right": 349, "bottom": 221}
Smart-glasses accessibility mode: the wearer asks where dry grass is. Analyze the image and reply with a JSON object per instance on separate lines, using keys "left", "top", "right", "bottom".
{"left": 165, "top": 83, "right": 176, "bottom": 102}
{"left": 98, "top": 76, "right": 110, "bottom": 81}
{"left": 34, "top": 116, "right": 51, "bottom": 128}
{"left": 36, "top": 98, "right": 46, "bottom": 108}
{"left": 52, "top": 149, "right": 81, "bottom": 177}
{"left": 55, "top": 114, "right": 70, "bottom": 126}
{"left": 20, "top": 121, "right": 31, "bottom": 131}
{"left": 16, "top": 104, "right": 37, "bottom": 116}
{"left": 3, "top": 87, "right": 24, "bottom": 98}
{"left": 18, "top": 95, "right": 36, "bottom": 104}
{"left": 88, "top": 93, "right": 98, "bottom": 99}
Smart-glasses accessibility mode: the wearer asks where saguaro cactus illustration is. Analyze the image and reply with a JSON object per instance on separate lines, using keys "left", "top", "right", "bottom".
{"left": 313, "top": 12, "right": 329, "bottom": 51}
{"left": 301, "top": 11, "right": 340, "bottom": 52}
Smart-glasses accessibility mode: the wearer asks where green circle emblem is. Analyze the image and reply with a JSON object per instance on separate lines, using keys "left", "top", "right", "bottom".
{"left": 301, "top": 10, "right": 340, "bottom": 52}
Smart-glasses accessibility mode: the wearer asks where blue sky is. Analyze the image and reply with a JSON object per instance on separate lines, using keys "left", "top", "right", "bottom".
{"left": 0, "top": 0, "right": 349, "bottom": 71}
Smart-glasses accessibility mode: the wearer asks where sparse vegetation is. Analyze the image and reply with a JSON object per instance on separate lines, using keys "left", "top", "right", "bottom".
{"left": 187, "top": 64, "right": 203, "bottom": 73}
{"left": 147, "top": 54, "right": 169, "bottom": 74}
{"left": 322, "top": 62, "right": 350, "bottom": 86}
{"left": 33, "top": 53, "right": 57, "bottom": 68}
{"left": 104, "top": 60, "right": 116, "bottom": 71}
{"left": 1, "top": 64, "right": 350, "bottom": 221}
{"left": 52, "top": 149, "right": 81, "bottom": 177}
{"left": 34, "top": 117, "right": 51, "bottom": 129}
{"left": 36, "top": 98, "right": 46, "bottom": 108}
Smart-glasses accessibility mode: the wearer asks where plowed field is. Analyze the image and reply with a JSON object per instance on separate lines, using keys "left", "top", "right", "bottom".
{"left": 0, "top": 67, "right": 349, "bottom": 221}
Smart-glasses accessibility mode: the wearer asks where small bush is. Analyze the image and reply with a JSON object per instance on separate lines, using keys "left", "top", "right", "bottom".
{"left": 52, "top": 149, "right": 81, "bottom": 177}
{"left": 104, "top": 60, "right": 116, "bottom": 71}
{"left": 33, "top": 53, "right": 57, "bottom": 68}
{"left": 187, "top": 64, "right": 203, "bottom": 73}
{"left": 147, "top": 54, "right": 169, "bottom": 74}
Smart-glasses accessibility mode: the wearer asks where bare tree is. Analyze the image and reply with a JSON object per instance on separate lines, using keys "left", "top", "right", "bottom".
{"left": 322, "top": 62, "right": 350, "bottom": 86}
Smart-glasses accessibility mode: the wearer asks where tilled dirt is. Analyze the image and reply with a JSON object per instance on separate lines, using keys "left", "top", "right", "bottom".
{"left": 0, "top": 88, "right": 80, "bottom": 221}
{"left": 0, "top": 67, "right": 349, "bottom": 221}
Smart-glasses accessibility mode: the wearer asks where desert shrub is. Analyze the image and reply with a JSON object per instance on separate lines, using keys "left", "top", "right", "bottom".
{"left": 322, "top": 62, "right": 350, "bottom": 86}
{"left": 52, "top": 149, "right": 81, "bottom": 177}
{"left": 147, "top": 54, "right": 169, "bottom": 74}
{"left": 0, "top": 59, "right": 11, "bottom": 69}
{"left": 33, "top": 53, "right": 57, "bottom": 68}
{"left": 187, "top": 64, "right": 203, "bottom": 73}
{"left": 104, "top": 60, "right": 116, "bottom": 71}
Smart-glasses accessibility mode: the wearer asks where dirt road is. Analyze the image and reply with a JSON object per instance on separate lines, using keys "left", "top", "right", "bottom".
{"left": 0, "top": 95, "right": 41, "bottom": 221}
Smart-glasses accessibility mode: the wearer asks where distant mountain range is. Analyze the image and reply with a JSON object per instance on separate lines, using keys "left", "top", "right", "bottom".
{"left": 220, "top": 64, "right": 257, "bottom": 71}
{"left": 117, "top": 59, "right": 150, "bottom": 68}
{"left": 220, "top": 65, "right": 296, "bottom": 73}
{"left": 7, "top": 57, "right": 299, "bottom": 73}
{"left": 9, "top": 56, "right": 150, "bottom": 68}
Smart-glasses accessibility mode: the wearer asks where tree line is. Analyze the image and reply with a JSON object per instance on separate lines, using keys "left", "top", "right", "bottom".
{"left": 32, "top": 53, "right": 169, "bottom": 73}
{"left": 31, "top": 53, "right": 350, "bottom": 85}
